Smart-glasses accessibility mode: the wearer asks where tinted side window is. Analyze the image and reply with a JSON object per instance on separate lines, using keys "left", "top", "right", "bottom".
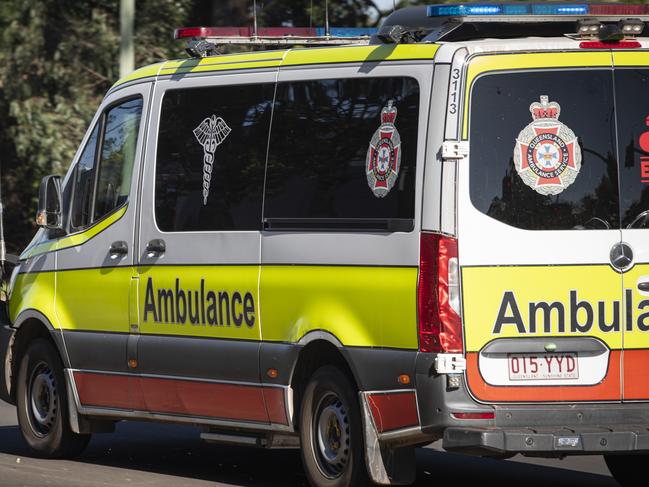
{"left": 264, "top": 77, "right": 420, "bottom": 229}
{"left": 94, "top": 98, "right": 143, "bottom": 220}
{"left": 616, "top": 69, "right": 649, "bottom": 228}
{"left": 70, "top": 124, "right": 99, "bottom": 230}
{"left": 155, "top": 84, "right": 273, "bottom": 232}
{"left": 469, "top": 70, "right": 619, "bottom": 230}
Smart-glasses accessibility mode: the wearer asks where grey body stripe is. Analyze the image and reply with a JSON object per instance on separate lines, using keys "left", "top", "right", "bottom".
{"left": 137, "top": 334, "right": 260, "bottom": 383}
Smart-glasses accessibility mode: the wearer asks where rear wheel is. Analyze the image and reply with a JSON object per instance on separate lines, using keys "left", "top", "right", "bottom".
{"left": 16, "top": 338, "right": 90, "bottom": 458}
{"left": 605, "top": 454, "right": 646, "bottom": 486}
{"left": 299, "top": 365, "right": 368, "bottom": 487}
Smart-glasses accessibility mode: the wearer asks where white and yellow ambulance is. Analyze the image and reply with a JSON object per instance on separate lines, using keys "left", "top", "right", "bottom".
{"left": 2, "top": 3, "right": 649, "bottom": 486}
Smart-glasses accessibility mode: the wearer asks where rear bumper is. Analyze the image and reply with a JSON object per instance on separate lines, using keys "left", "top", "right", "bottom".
{"left": 0, "top": 302, "right": 15, "bottom": 405}
{"left": 444, "top": 424, "right": 649, "bottom": 456}
{"left": 415, "top": 352, "right": 649, "bottom": 456}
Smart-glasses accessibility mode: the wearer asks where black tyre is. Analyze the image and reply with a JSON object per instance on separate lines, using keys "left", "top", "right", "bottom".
{"left": 605, "top": 454, "right": 646, "bottom": 487}
{"left": 16, "top": 338, "right": 90, "bottom": 458}
{"left": 299, "top": 365, "right": 368, "bottom": 487}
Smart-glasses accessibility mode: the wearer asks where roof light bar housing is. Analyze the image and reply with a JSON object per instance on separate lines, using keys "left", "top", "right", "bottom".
{"left": 371, "top": 4, "right": 649, "bottom": 44}
{"left": 426, "top": 3, "right": 649, "bottom": 18}
{"left": 174, "top": 26, "right": 377, "bottom": 57}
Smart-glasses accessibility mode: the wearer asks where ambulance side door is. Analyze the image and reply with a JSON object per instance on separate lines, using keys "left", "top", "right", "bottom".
{"left": 136, "top": 72, "right": 274, "bottom": 424}
{"left": 458, "top": 53, "right": 624, "bottom": 404}
{"left": 613, "top": 56, "right": 649, "bottom": 401}
{"left": 55, "top": 83, "right": 150, "bottom": 409}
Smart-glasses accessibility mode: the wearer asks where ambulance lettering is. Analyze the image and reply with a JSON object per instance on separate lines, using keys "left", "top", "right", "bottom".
{"left": 493, "top": 289, "right": 649, "bottom": 335}
{"left": 143, "top": 277, "right": 255, "bottom": 327}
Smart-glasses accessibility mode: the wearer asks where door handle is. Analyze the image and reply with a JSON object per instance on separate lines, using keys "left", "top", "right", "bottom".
{"left": 638, "top": 282, "right": 649, "bottom": 292}
{"left": 146, "top": 239, "right": 166, "bottom": 256}
{"left": 109, "top": 241, "right": 128, "bottom": 256}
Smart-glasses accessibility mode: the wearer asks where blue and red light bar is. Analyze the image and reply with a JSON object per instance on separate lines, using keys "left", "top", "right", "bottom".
{"left": 427, "top": 3, "right": 649, "bottom": 17}
{"left": 174, "top": 26, "right": 376, "bottom": 40}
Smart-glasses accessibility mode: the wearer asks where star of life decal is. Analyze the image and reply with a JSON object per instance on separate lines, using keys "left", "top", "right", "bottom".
{"left": 366, "top": 100, "right": 401, "bottom": 198}
{"left": 513, "top": 96, "right": 582, "bottom": 196}
{"left": 193, "top": 115, "right": 231, "bottom": 205}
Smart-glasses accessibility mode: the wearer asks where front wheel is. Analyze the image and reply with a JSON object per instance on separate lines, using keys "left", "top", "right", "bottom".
{"left": 299, "top": 365, "right": 368, "bottom": 487}
{"left": 16, "top": 338, "right": 90, "bottom": 458}
{"left": 605, "top": 454, "right": 647, "bottom": 487}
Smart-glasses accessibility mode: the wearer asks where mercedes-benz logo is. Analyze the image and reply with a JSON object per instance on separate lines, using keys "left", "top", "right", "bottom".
{"left": 610, "top": 242, "right": 634, "bottom": 272}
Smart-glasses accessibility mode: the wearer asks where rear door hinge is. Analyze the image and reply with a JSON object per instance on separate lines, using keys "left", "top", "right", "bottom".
{"left": 442, "top": 140, "right": 469, "bottom": 160}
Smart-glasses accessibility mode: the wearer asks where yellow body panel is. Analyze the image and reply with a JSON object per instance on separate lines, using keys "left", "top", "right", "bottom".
{"left": 281, "top": 44, "right": 438, "bottom": 66}
{"left": 260, "top": 266, "right": 418, "bottom": 348}
{"left": 462, "top": 51, "right": 612, "bottom": 138}
{"left": 9, "top": 269, "right": 57, "bottom": 327}
{"left": 56, "top": 267, "right": 134, "bottom": 333}
{"left": 613, "top": 51, "right": 649, "bottom": 67}
{"left": 461, "top": 265, "right": 624, "bottom": 352}
{"left": 110, "top": 44, "right": 439, "bottom": 90}
{"left": 622, "top": 264, "right": 649, "bottom": 350}
{"left": 111, "top": 62, "right": 165, "bottom": 89}
{"left": 137, "top": 265, "right": 261, "bottom": 341}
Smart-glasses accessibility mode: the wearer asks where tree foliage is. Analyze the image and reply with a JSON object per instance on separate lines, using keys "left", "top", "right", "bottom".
{"left": 1, "top": 0, "right": 645, "bottom": 253}
{"left": 0, "top": 0, "right": 189, "bottom": 253}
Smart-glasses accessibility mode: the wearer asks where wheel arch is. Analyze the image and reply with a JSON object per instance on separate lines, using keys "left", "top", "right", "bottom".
{"left": 8, "top": 309, "right": 65, "bottom": 403}
{"left": 289, "top": 331, "right": 363, "bottom": 431}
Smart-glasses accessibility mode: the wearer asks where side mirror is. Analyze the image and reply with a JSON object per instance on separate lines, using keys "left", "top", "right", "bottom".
{"left": 36, "top": 175, "right": 63, "bottom": 230}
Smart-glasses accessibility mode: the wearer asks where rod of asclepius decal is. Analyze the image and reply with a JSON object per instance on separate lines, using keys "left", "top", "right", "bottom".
{"left": 193, "top": 115, "right": 231, "bottom": 205}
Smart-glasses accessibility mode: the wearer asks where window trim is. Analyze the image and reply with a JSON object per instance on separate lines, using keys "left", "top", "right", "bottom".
{"left": 262, "top": 75, "right": 421, "bottom": 231}
{"left": 67, "top": 94, "right": 143, "bottom": 234}
{"left": 467, "top": 66, "right": 620, "bottom": 232}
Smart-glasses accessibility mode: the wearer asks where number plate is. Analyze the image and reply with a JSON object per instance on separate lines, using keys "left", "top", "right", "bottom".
{"left": 508, "top": 353, "right": 579, "bottom": 381}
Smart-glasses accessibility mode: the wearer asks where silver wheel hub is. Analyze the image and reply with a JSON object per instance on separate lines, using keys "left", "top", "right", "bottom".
{"left": 28, "top": 363, "right": 57, "bottom": 436}
{"left": 314, "top": 394, "right": 350, "bottom": 478}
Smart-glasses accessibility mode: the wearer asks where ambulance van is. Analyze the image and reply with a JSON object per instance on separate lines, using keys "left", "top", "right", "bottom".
{"left": 2, "top": 4, "right": 649, "bottom": 486}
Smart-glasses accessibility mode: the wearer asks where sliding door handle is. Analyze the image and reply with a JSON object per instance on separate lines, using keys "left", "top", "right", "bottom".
{"left": 146, "top": 239, "right": 166, "bottom": 255}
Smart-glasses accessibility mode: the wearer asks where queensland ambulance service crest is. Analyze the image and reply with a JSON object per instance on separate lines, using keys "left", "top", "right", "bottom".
{"left": 366, "top": 100, "right": 401, "bottom": 198}
{"left": 513, "top": 96, "right": 582, "bottom": 196}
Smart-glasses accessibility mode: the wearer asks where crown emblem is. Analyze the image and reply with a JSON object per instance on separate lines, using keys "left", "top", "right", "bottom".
{"left": 380, "top": 100, "right": 398, "bottom": 124}
{"left": 529, "top": 95, "right": 560, "bottom": 121}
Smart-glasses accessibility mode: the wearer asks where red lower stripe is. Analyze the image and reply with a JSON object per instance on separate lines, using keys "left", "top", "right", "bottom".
{"left": 74, "top": 372, "right": 287, "bottom": 424}
{"left": 623, "top": 349, "right": 649, "bottom": 401}
{"left": 367, "top": 391, "right": 419, "bottom": 433}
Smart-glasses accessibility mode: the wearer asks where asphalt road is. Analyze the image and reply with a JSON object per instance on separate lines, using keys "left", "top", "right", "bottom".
{"left": 0, "top": 402, "right": 618, "bottom": 487}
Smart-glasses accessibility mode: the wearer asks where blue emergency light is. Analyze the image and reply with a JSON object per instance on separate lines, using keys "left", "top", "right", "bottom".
{"left": 428, "top": 3, "right": 601, "bottom": 17}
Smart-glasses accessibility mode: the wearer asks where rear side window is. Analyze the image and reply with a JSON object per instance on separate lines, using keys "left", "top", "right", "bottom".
{"left": 155, "top": 84, "right": 273, "bottom": 232}
{"left": 469, "top": 70, "right": 619, "bottom": 231}
{"left": 263, "top": 77, "right": 420, "bottom": 231}
{"left": 615, "top": 68, "right": 649, "bottom": 228}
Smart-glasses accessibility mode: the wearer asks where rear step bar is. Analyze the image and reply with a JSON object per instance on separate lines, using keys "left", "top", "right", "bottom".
{"left": 443, "top": 426, "right": 649, "bottom": 456}
{"left": 200, "top": 430, "right": 300, "bottom": 449}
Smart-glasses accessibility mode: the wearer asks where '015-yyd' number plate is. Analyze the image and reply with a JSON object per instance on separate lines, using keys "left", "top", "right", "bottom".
{"left": 508, "top": 353, "right": 578, "bottom": 381}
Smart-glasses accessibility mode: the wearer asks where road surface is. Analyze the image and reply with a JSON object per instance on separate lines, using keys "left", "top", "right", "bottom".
{"left": 0, "top": 402, "right": 618, "bottom": 486}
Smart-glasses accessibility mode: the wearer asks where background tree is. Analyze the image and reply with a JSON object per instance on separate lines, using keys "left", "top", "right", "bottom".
{"left": 0, "top": 0, "right": 645, "bottom": 254}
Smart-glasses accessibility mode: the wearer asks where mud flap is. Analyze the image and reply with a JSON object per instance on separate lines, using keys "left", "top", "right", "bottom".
{"left": 359, "top": 392, "right": 416, "bottom": 485}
